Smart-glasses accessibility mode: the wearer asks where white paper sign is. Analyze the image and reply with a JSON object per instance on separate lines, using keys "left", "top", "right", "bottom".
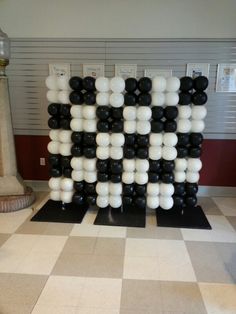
{"left": 216, "top": 64, "right": 236, "bottom": 92}
{"left": 186, "top": 63, "right": 210, "bottom": 79}
{"left": 83, "top": 64, "right": 104, "bottom": 78}
{"left": 144, "top": 69, "right": 172, "bottom": 78}
{"left": 49, "top": 63, "right": 70, "bottom": 77}
{"left": 115, "top": 64, "right": 137, "bottom": 79}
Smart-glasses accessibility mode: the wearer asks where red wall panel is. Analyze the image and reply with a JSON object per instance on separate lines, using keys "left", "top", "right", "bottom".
{"left": 14, "top": 135, "right": 236, "bottom": 186}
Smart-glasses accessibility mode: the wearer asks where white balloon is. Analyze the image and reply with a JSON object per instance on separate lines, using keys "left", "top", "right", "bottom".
{"left": 163, "top": 133, "right": 178, "bottom": 147}
{"left": 110, "top": 133, "right": 125, "bottom": 147}
{"left": 122, "top": 172, "right": 135, "bottom": 184}
{"left": 82, "top": 105, "right": 96, "bottom": 119}
{"left": 50, "top": 190, "right": 61, "bottom": 201}
{"left": 109, "top": 182, "right": 122, "bottom": 195}
{"left": 149, "top": 146, "right": 162, "bottom": 160}
{"left": 187, "top": 158, "right": 202, "bottom": 172}
{"left": 159, "top": 196, "right": 174, "bottom": 210}
{"left": 59, "top": 143, "right": 72, "bottom": 156}
{"left": 96, "top": 147, "right": 110, "bottom": 160}
{"left": 95, "top": 77, "right": 110, "bottom": 92}
{"left": 49, "top": 129, "right": 60, "bottom": 141}
{"left": 151, "top": 92, "right": 165, "bottom": 106}
{"left": 123, "top": 107, "right": 136, "bottom": 120}
{"left": 57, "top": 75, "right": 70, "bottom": 91}
{"left": 191, "top": 106, "right": 207, "bottom": 120}
{"left": 177, "top": 119, "right": 191, "bottom": 133}
{"left": 191, "top": 120, "right": 205, "bottom": 133}
{"left": 71, "top": 157, "right": 83, "bottom": 170}
{"left": 61, "top": 191, "right": 73, "bottom": 203}
{"left": 160, "top": 183, "right": 174, "bottom": 196}
{"left": 124, "top": 121, "right": 136, "bottom": 134}
{"left": 110, "top": 93, "right": 124, "bottom": 107}
{"left": 147, "top": 196, "right": 159, "bottom": 209}
{"left": 96, "top": 195, "right": 109, "bottom": 208}
{"left": 96, "top": 182, "right": 109, "bottom": 196}
{"left": 70, "top": 105, "right": 83, "bottom": 118}
{"left": 123, "top": 159, "right": 135, "bottom": 172}
{"left": 70, "top": 118, "right": 83, "bottom": 132}
{"left": 175, "top": 158, "right": 187, "bottom": 171}
{"left": 162, "top": 146, "right": 177, "bottom": 161}
{"left": 84, "top": 171, "right": 97, "bottom": 183}
{"left": 46, "top": 90, "right": 58, "bottom": 102}
{"left": 96, "top": 133, "right": 110, "bottom": 147}
{"left": 178, "top": 106, "right": 192, "bottom": 119}
{"left": 137, "top": 106, "right": 152, "bottom": 121}
{"left": 186, "top": 171, "right": 200, "bottom": 183}
{"left": 60, "top": 178, "right": 74, "bottom": 191}
{"left": 83, "top": 119, "right": 97, "bottom": 132}
{"left": 137, "top": 121, "right": 151, "bottom": 135}
{"left": 59, "top": 130, "right": 72, "bottom": 143}
{"left": 110, "top": 146, "right": 123, "bottom": 159}
{"left": 109, "top": 195, "right": 122, "bottom": 208}
{"left": 165, "top": 92, "right": 179, "bottom": 106}
{"left": 48, "top": 177, "right": 61, "bottom": 190}
{"left": 135, "top": 172, "right": 148, "bottom": 185}
{"left": 150, "top": 133, "right": 163, "bottom": 146}
{"left": 147, "top": 183, "right": 159, "bottom": 196}
{"left": 110, "top": 77, "right": 125, "bottom": 93}
{"left": 58, "top": 91, "right": 70, "bottom": 104}
{"left": 47, "top": 141, "right": 60, "bottom": 154}
{"left": 152, "top": 76, "right": 166, "bottom": 92}
{"left": 96, "top": 92, "right": 110, "bottom": 106}
{"left": 83, "top": 158, "right": 96, "bottom": 172}
{"left": 45, "top": 75, "right": 58, "bottom": 90}
{"left": 174, "top": 171, "right": 186, "bottom": 183}
{"left": 72, "top": 170, "right": 84, "bottom": 182}
{"left": 136, "top": 159, "right": 149, "bottom": 172}
{"left": 166, "top": 77, "right": 180, "bottom": 92}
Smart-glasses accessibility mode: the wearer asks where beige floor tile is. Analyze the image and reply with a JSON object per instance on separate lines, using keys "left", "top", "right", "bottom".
{"left": 15, "top": 221, "right": 48, "bottom": 235}
{"left": 199, "top": 282, "right": 236, "bottom": 314}
{"left": 89, "top": 254, "right": 124, "bottom": 278}
{"left": 161, "top": 281, "right": 207, "bottom": 313}
{"left": 30, "top": 235, "right": 67, "bottom": 253}
{"left": 199, "top": 197, "right": 223, "bottom": 215}
{"left": 43, "top": 222, "right": 74, "bottom": 235}
{"left": 146, "top": 214, "right": 157, "bottom": 227}
{"left": 37, "top": 275, "right": 85, "bottom": 306}
{"left": 62, "top": 236, "right": 97, "bottom": 255}
{"left": 0, "top": 303, "right": 34, "bottom": 314}
{"left": 127, "top": 226, "right": 183, "bottom": 240}
{"left": 32, "top": 304, "right": 76, "bottom": 314}
{"left": 78, "top": 277, "right": 122, "bottom": 309}
{"left": 125, "top": 238, "right": 159, "bottom": 257}
{"left": 0, "top": 208, "right": 33, "bottom": 233}
{"left": 94, "top": 237, "right": 125, "bottom": 256}
{"left": 98, "top": 225, "right": 127, "bottom": 238}
{"left": 0, "top": 273, "right": 47, "bottom": 306}
{"left": 75, "top": 308, "right": 119, "bottom": 314}
{"left": 120, "top": 279, "right": 162, "bottom": 312}
{"left": 123, "top": 256, "right": 159, "bottom": 280}
{"left": 81, "top": 211, "right": 97, "bottom": 225}
{"left": 212, "top": 197, "right": 236, "bottom": 216}
{"left": 70, "top": 224, "right": 101, "bottom": 237}
{"left": 158, "top": 240, "right": 196, "bottom": 282}
{"left": 0, "top": 233, "right": 11, "bottom": 246}
{"left": 227, "top": 216, "right": 236, "bottom": 231}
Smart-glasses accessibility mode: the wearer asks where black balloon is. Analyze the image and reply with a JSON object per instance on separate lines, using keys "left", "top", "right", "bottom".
{"left": 190, "top": 133, "right": 203, "bottom": 146}
{"left": 111, "top": 107, "right": 123, "bottom": 119}
{"left": 189, "top": 146, "right": 202, "bottom": 158}
{"left": 136, "top": 135, "right": 149, "bottom": 147}
{"left": 138, "top": 77, "right": 152, "bottom": 92}
{"left": 72, "top": 193, "right": 85, "bottom": 205}
{"left": 134, "top": 196, "right": 146, "bottom": 208}
{"left": 71, "top": 144, "right": 83, "bottom": 157}
{"left": 71, "top": 132, "right": 83, "bottom": 144}
{"left": 135, "top": 184, "right": 146, "bottom": 195}
{"left": 48, "top": 103, "right": 60, "bottom": 116}
{"left": 148, "top": 172, "right": 159, "bottom": 183}
{"left": 164, "top": 106, "right": 178, "bottom": 119}
{"left": 137, "top": 93, "right": 152, "bottom": 106}
{"left": 96, "top": 106, "right": 111, "bottom": 120}
{"left": 84, "top": 92, "right": 96, "bottom": 105}
{"left": 192, "top": 91, "right": 207, "bottom": 105}
{"left": 48, "top": 154, "right": 60, "bottom": 166}
{"left": 63, "top": 168, "right": 72, "bottom": 178}
{"left": 83, "top": 132, "right": 96, "bottom": 146}
{"left": 185, "top": 183, "right": 198, "bottom": 196}
{"left": 60, "top": 118, "right": 71, "bottom": 130}
{"left": 84, "top": 183, "right": 96, "bottom": 195}
{"left": 111, "top": 174, "right": 122, "bottom": 183}
{"left": 152, "top": 107, "right": 164, "bottom": 120}
{"left": 177, "top": 146, "right": 188, "bottom": 158}
{"left": 124, "top": 93, "right": 137, "bottom": 106}
{"left": 86, "top": 195, "right": 97, "bottom": 205}
{"left": 162, "top": 172, "right": 174, "bottom": 184}
{"left": 97, "top": 172, "right": 109, "bottom": 182}
{"left": 69, "top": 91, "right": 84, "bottom": 105}
{"left": 151, "top": 120, "right": 164, "bottom": 133}
{"left": 48, "top": 117, "right": 60, "bottom": 129}
{"left": 83, "top": 76, "right": 96, "bottom": 91}
{"left": 125, "top": 134, "right": 136, "bottom": 146}
{"left": 125, "top": 78, "right": 138, "bottom": 92}
{"left": 96, "top": 159, "right": 109, "bottom": 172}
{"left": 83, "top": 146, "right": 96, "bottom": 158}
{"left": 124, "top": 146, "right": 135, "bottom": 159}
{"left": 149, "top": 160, "right": 161, "bottom": 172}
{"left": 74, "top": 181, "right": 84, "bottom": 192}
{"left": 61, "top": 156, "right": 71, "bottom": 168}
{"left": 180, "top": 76, "right": 193, "bottom": 91}
{"left": 193, "top": 76, "right": 208, "bottom": 91}
{"left": 178, "top": 92, "right": 192, "bottom": 105}
{"left": 173, "top": 195, "right": 184, "bottom": 207}
{"left": 137, "top": 147, "right": 148, "bottom": 159}
{"left": 97, "top": 121, "right": 110, "bottom": 132}
{"left": 123, "top": 184, "right": 135, "bottom": 196}
{"left": 177, "top": 133, "right": 189, "bottom": 146}
{"left": 69, "top": 76, "right": 83, "bottom": 91}
{"left": 49, "top": 167, "right": 62, "bottom": 177}
{"left": 185, "top": 196, "right": 197, "bottom": 207}
{"left": 110, "top": 160, "right": 123, "bottom": 174}
{"left": 162, "top": 160, "right": 175, "bottom": 172}
{"left": 174, "top": 182, "right": 185, "bottom": 195}
{"left": 111, "top": 120, "right": 123, "bottom": 133}
{"left": 164, "top": 120, "right": 177, "bottom": 132}
{"left": 122, "top": 196, "right": 133, "bottom": 206}
{"left": 60, "top": 104, "right": 71, "bottom": 117}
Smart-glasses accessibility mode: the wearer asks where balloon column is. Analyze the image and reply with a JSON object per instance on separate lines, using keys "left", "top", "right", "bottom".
{"left": 46, "top": 74, "right": 208, "bottom": 211}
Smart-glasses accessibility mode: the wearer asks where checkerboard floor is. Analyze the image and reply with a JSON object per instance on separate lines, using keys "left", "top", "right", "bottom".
{"left": 0, "top": 192, "right": 236, "bottom": 314}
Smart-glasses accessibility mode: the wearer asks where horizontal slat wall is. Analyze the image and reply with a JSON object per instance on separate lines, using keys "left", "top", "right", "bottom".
{"left": 6, "top": 38, "right": 236, "bottom": 139}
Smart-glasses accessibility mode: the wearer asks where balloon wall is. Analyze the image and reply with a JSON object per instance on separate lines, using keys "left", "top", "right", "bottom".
{"left": 46, "top": 75, "right": 208, "bottom": 211}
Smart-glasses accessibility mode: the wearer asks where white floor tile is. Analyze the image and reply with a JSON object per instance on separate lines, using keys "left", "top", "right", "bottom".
{"left": 98, "top": 226, "right": 127, "bottom": 238}
{"left": 125, "top": 238, "right": 159, "bottom": 257}
{"left": 32, "top": 305, "right": 76, "bottom": 314}
{"left": 213, "top": 197, "right": 236, "bottom": 216}
{"left": 75, "top": 308, "right": 119, "bottom": 314}
{"left": 123, "top": 256, "right": 159, "bottom": 280}
{"left": 70, "top": 224, "right": 101, "bottom": 237}
{"left": 0, "top": 208, "right": 32, "bottom": 233}
{"left": 31, "top": 235, "right": 67, "bottom": 253}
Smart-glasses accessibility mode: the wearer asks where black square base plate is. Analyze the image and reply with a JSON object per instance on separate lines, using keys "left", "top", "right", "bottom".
{"left": 31, "top": 200, "right": 88, "bottom": 224}
{"left": 156, "top": 205, "right": 211, "bottom": 229}
{"left": 94, "top": 205, "right": 146, "bottom": 228}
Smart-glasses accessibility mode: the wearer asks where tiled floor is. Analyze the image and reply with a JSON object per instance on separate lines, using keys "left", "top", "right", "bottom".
{"left": 0, "top": 192, "right": 236, "bottom": 313}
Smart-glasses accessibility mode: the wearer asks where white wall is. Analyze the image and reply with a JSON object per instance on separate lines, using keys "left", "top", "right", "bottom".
{"left": 0, "top": 0, "right": 236, "bottom": 38}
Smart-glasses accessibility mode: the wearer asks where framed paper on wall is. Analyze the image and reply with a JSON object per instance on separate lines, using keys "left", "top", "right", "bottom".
{"left": 115, "top": 64, "right": 137, "bottom": 79}
{"left": 144, "top": 69, "right": 172, "bottom": 78}
{"left": 186, "top": 63, "right": 210, "bottom": 79}
{"left": 216, "top": 64, "right": 236, "bottom": 92}
{"left": 83, "top": 64, "right": 104, "bottom": 78}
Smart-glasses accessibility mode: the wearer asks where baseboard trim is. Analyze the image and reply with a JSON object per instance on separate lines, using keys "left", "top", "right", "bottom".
{"left": 25, "top": 180, "right": 236, "bottom": 197}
